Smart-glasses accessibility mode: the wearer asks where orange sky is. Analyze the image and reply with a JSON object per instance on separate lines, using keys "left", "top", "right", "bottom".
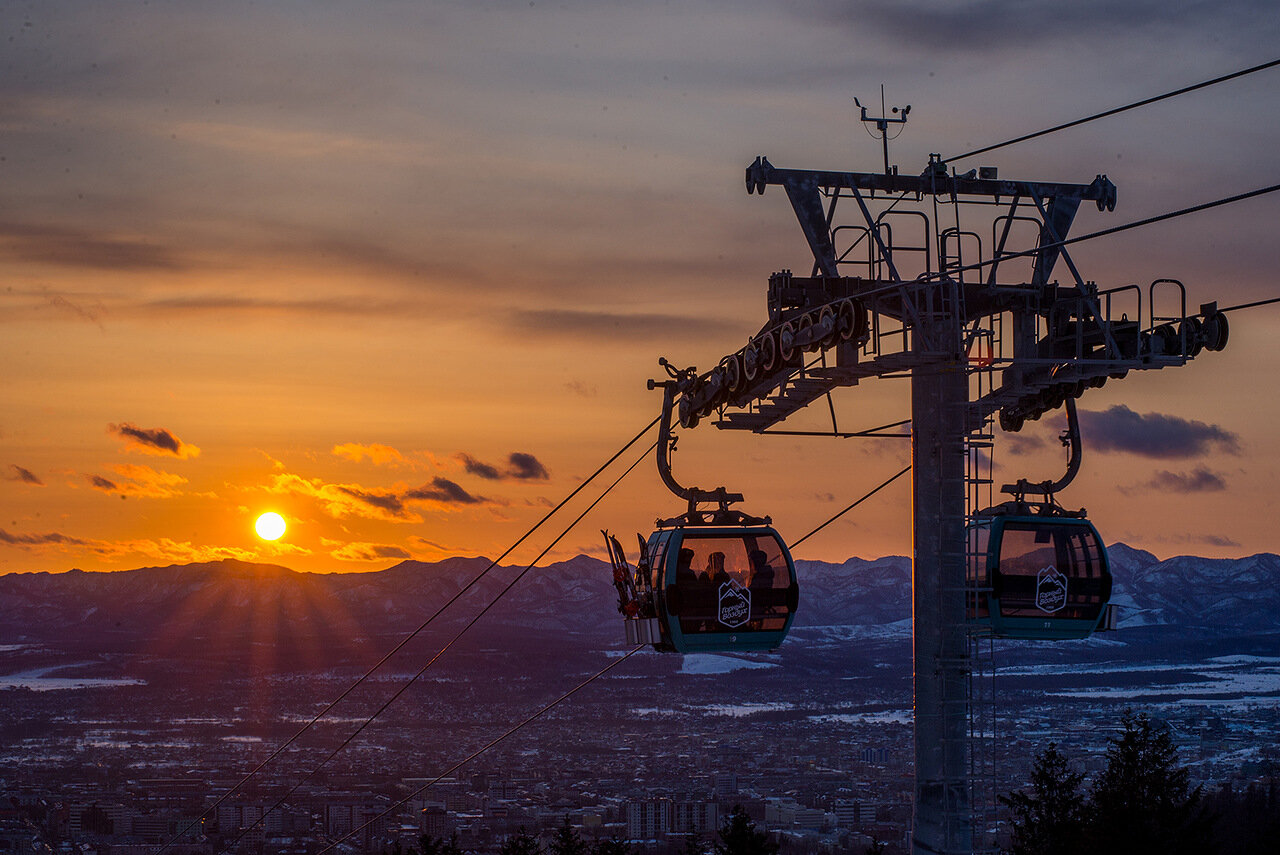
{"left": 3, "top": 3, "right": 1280, "bottom": 574}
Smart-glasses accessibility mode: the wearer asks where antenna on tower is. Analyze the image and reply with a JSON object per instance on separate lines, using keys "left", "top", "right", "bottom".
{"left": 855, "top": 84, "right": 911, "bottom": 174}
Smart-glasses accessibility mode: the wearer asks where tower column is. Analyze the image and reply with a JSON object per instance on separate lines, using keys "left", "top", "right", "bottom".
{"left": 910, "top": 346, "right": 971, "bottom": 854}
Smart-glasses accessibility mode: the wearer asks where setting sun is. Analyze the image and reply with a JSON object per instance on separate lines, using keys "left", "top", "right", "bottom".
{"left": 254, "top": 512, "right": 287, "bottom": 541}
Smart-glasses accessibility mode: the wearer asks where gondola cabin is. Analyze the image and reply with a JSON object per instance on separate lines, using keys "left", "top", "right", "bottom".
{"left": 636, "top": 524, "right": 799, "bottom": 653}
{"left": 968, "top": 512, "right": 1113, "bottom": 640}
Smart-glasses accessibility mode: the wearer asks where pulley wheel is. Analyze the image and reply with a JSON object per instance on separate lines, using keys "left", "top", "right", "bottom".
{"left": 837, "top": 298, "right": 868, "bottom": 341}
{"left": 999, "top": 408, "right": 1024, "bottom": 433}
{"left": 678, "top": 396, "right": 699, "bottom": 430}
{"left": 720, "top": 354, "right": 743, "bottom": 394}
{"left": 795, "top": 313, "right": 815, "bottom": 352}
{"left": 1179, "top": 316, "right": 1203, "bottom": 357}
{"left": 818, "top": 305, "right": 840, "bottom": 349}
{"left": 778, "top": 322, "right": 797, "bottom": 364}
{"left": 741, "top": 343, "right": 759, "bottom": 382}
{"left": 758, "top": 330, "right": 780, "bottom": 374}
{"left": 1202, "top": 310, "right": 1230, "bottom": 352}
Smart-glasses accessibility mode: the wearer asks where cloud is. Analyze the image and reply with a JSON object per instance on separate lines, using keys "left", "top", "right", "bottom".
{"left": 89, "top": 474, "right": 121, "bottom": 493}
{"left": 507, "top": 452, "right": 549, "bottom": 480}
{"left": 332, "top": 442, "right": 407, "bottom": 466}
{"left": 337, "top": 486, "right": 409, "bottom": 517}
{"left": 1121, "top": 467, "right": 1228, "bottom": 496}
{"left": 0, "top": 529, "right": 264, "bottom": 563}
{"left": 109, "top": 422, "right": 201, "bottom": 459}
{"left": 6, "top": 465, "right": 44, "bottom": 486}
{"left": 1129, "top": 531, "right": 1243, "bottom": 550}
{"left": 86, "top": 465, "right": 190, "bottom": 499}
{"left": 328, "top": 541, "right": 412, "bottom": 562}
{"left": 267, "top": 473, "right": 422, "bottom": 522}
{"left": 808, "top": 0, "right": 1265, "bottom": 53}
{"left": 456, "top": 452, "right": 549, "bottom": 481}
{"left": 0, "top": 219, "right": 187, "bottom": 271}
{"left": 270, "top": 468, "right": 499, "bottom": 520}
{"left": 1078, "top": 405, "right": 1240, "bottom": 459}
{"left": 508, "top": 309, "right": 741, "bottom": 342}
{"left": 457, "top": 453, "right": 503, "bottom": 481}
{"left": 1001, "top": 431, "right": 1048, "bottom": 456}
{"left": 0, "top": 528, "right": 94, "bottom": 547}
{"left": 406, "top": 535, "right": 453, "bottom": 555}
{"left": 404, "top": 477, "right": 486, "bottom": 506}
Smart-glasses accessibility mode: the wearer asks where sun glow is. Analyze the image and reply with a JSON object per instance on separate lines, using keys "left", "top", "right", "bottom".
{"left": 255, "top": 512, "right": 287, "bottom": 541}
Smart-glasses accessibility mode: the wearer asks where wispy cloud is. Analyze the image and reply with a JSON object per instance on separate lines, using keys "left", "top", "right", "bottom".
{"left": 0, "top": 528, "right": 95, "bottom": 547}
{"left": 0, "top": 219, "right": 187, "bottom": 271}
{"left": 87, "top": 464, "right": 191, "bottom": 499}
{"left": 6, "top": 465, "right": 44, "bottom": 486}
{"left": 268, "top": 473, "right": 421, "bottom": 522}
{"left": 403, "top": 477, "right": 487, "bottom": 506}
{"left": 268, "top": 465, "right": 502, "bottom": 522}
{"left": 332, "top": 442, "right": 407, "bottom": 466}
{"left": 508, "top": 309, "right": 740, "bottom": 342}
{"left": 1079, "top": 405, "right": 1239, "bottom": 459}
{"left": 457, "top": 451, "right": 549, "bottom": 481}
{"left": 0, "top": 528, "right": 268, "bottom": 564}
{"left": 1120, "top": 467, "right": 1228, "bottom": 496}
{"left": 109, "top": 422, "right": 201, "bottom": 459}
{"left": 326, "top": 540, "right": 412, "bottom": 562}
{"left": 88, "top": 474, "right": 121, "bottom": 493}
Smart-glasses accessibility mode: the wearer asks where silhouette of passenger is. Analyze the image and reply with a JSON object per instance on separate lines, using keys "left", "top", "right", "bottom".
{"left": 706, "top": 551, "right": 729, "bottom": 587}
{"left": 748, "top": 549, "right": 774, "bottom": 589}
{"left": 675, "top": 548, "right": 697, "bottom": 587}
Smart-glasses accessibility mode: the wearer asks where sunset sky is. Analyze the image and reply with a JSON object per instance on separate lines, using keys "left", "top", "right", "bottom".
{"left": 4, "top": 1, "right": 1279, "bottom": 575}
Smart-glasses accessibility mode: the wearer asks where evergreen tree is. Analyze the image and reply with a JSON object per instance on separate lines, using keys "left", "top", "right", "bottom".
{"left": 593, "top": 835, "right": 634, "bottom": 855}
{"left": 998, "top": 742, "right": 1087, "bottom": 855}
{"left": 419, "top": 832, "right": 466, "bottom": 855}
{"left": 549, "top": 816, "right": 588, "bottom": 855}
{"left": 714, "top": 805, "right": 778, "bottom": 855}
{"left": 501, "top": 826, "right": 543, "bottom": 855}
{"left": 1086, "top": 711, "right": 1211, "bottom": 855}
{"left": 677, "top": 830, "right": 707, "bottom": 855}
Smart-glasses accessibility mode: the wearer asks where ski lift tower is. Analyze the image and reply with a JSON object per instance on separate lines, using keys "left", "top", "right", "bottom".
{"left": 659, "top": 104, "right": 1230, "bottom": 855}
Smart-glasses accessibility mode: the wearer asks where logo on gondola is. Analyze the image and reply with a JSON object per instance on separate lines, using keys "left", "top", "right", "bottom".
{"left": 718, "top": 579, "right": 751, "bottom": 628}
{"left": 1036, "top": 565, "right": 1068, "bottom": 613}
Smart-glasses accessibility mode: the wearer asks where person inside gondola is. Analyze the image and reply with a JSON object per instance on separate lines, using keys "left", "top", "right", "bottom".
{"left": 706, "top": 551, "right": 729, "bottom": 587}
{"left": 748, "top": 549, "right": 775, "bottom": 591}
{"left": 675, "top": 548, "right": 697, "bottom": 587}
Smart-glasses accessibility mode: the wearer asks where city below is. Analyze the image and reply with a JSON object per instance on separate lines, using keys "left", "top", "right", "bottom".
{"left": 2, "top": 548, "right": 1278, "bottom": 854}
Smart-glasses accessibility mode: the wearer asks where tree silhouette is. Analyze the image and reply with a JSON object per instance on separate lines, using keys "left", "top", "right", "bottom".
{"left": 714, "top": 805, "right": 777, "bottom": 855}
{"left": 1086, "top": 712, "right": 1211, "bottom": 855}
{"left": 593, "top": 835, "right": 634, "bottom": 855}
{"left": 999, "top": 742, "right": 1086, "bottom": 855}
{"left": 548, "top": 817, "right": 588, "bottom": 855}
{"left": 418, "top": 832, "right": 466, "bottom": 855}
{"left": 678, "top": 830, "right": 708, "bottom": 855}
{"left": 500, "top": 826, "right": 543, "bottom": 855}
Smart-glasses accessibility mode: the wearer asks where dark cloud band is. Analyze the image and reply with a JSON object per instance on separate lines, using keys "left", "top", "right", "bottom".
{"left": 1079, "top": 405, "right": 1239, "bottom": 459}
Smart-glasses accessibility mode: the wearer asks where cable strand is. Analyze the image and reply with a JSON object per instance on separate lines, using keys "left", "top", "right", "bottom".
{"left": 156, "top": 416, "right": 658, "bottom": 855}
{"left": 792, "top": 465, "right": 912, "bottom": 549}
{"left": 943, "top": 57, "right": 1280, "bottom": 164}
{"left": 215, "top": 438, "right": 657, "bottom": 855}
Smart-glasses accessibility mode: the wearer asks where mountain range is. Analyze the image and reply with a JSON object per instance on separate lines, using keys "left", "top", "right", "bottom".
{"left": 2, "top": 544, "right": 1278, "bottom": 660}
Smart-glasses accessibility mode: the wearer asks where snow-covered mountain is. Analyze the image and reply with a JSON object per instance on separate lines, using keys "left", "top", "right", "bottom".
{"left": 1, "top": 546, "right": 1276, "bottom": 656}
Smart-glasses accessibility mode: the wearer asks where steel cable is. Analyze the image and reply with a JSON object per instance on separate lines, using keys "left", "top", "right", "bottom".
{"left": 943, "top": 57, "right": 1280, "bottom": 164}
{"left": 214, "top": 437, "right": 658, "bottom": 855}
{"left": 155, "top": 416, "right": 659, "bottom": 855}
